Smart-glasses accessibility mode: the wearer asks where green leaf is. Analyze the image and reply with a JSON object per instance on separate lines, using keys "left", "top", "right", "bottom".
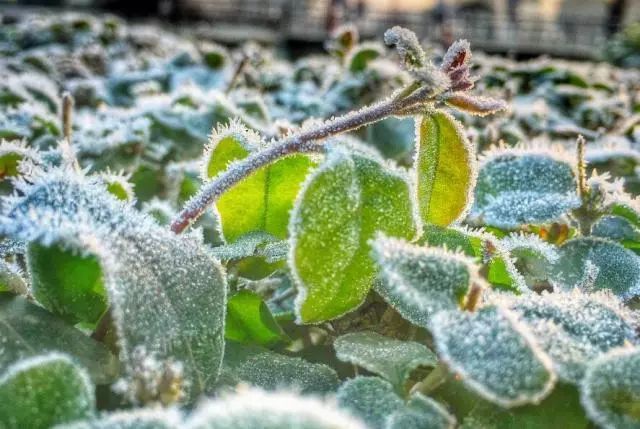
{"left": 471, "top": 150, "right": 579, "bottom": 229}
{"left": 592, "top": 215, "right": 640, "bottom": 245}
{"left": 501, "top": 233, "right": 559, "bottom": 286}
{"left": 203, "top": 121, "right": 315, "bottom": 242}
{"left": 0, "top": 295, "right": 119, "bottom": 384}
{"left": 290, "top": 143, "right": 418, "bottom": 323}
{"left": 552, "top": 237, "right": 640, "bottom": 299}
{"left": 218, "top": 341, "right": 339, "bottom": 394}
{"left": 431, "top": 306, "right": 556, "bottom": 407}
{"left": 365, "top": 116, "right": 414, "bottom": 160}
{"left": 387, "top": 393, "right": 456, "bottom": 429}
{"left": 334, "top": 331, "right": 437, "bottom": 391}
{"left": 0, "top": 353, "right": 94, "bottom": 429}
{"left": 225, "top": 290, "right": 287, "bottom": 346}
{"left": 372, "top": 234, "right": 477, "bottom": 327}
{"left": 59, "top": 409, "right": 181, "bottom": 429}
{"left": 581, "top": 347, "right": 640, "bottom": 429}
{"left": 0, "top": 258, "right": 27, "bottom": 294}
{"left": 28, "top": 243, "right": 107, "bottom": 325}
{"left": 348, "top": 43, "right": 383, "bottom": 72}
{"left": 415, "top": 111, "right": 476, "bottom": 226}
{"left": 186, "top": 387, "right": 368, "bottom": 429}
{"left": 491, "top": 289, "right": 638, "bottom": 384}
{"left": 2, "top": 170, "right": 226, "bottom": 400}
{"left": 336, "top": 376, "right": 404, "bottom": 429}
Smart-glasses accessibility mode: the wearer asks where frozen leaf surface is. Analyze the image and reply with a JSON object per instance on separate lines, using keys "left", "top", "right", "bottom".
{"left": 0, "top": 353, "right": 94, "bottom": 429}
{"left": 552, "top": 237, "right": 640, "bottom": 299}
{"left": 334, "top": 331, "right": 436, "bottom": 390}
{"left": 386, "top": 393, "right": 456, "bottom": 429}
{"left": 218, "top": 341, "right": 339, "bottom": 394}
{"left": 290, "top": 143, "right": 417, "bottom": 323}
{"left": 415, "top": 111, "right": 476, "bottom": 226}
{"left": 431, "top": 306, "right": 556, "bottom": 407}
{"left": 372, "top": 234, "right": 479, "bottom": 327}
{"left": 59, "top": 409, "right": 182, "bottom": 429}
{"left": 492, "top": 290, "right": 639, "bottom": 383}
{"left": 0, "top": 295, "right": 119, "bottom": 384}
{"left": 337, "top": 376, "right": 404, "bottom": 429}
{"left": 471, "top": 152, "right": 579, "bottom": 229}
{"left": 1, "top": 170, "right": 226, "bottom": 399}
{"left": 186, "top": 387, "right": 367, "bottom": 429}
{"left": 581, "top": 347, "right": 640, "bottom": 429}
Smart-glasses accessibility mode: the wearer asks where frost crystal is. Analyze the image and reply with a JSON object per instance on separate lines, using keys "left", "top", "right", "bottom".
{"left": 337, "top": 376, "right": 404, "bottom": 429}
{"left": 386, "top": 393, "right": 456, "bottom": 429}
{"left": 431, "top": 306, "right": 556, "bottom": 407}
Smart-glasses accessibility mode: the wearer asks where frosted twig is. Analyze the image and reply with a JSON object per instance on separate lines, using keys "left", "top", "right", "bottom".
{"left": 62, "top": 91, "right": 74, "bottom": 141}
{"left": 170, "top": 84, "right": 439, "bottom": 233}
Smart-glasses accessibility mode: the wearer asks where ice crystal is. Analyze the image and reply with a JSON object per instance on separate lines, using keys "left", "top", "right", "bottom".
{"left": 337, "top": 376, "right": 404, "bottom": 429}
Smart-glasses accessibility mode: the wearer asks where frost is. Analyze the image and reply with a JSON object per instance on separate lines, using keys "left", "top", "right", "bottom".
{"left": 386, "top": 393, "right": 456, "bottom": 429}
{"left": 0, "top": 353, "right": 95, "bottom": 429}
{"left": 471, "top": 149, "right": 580, "bottom": 228}
{"left": 59, "top": 408, "right": 182, "bottom": 429}
{"left": 552, "top": 237, "right": 640, "bottom": 300}
{"left": 501, "top": 233, "right": 558, "bottom": 285}
{"left": 383, "top": 27, "right": 426, "bottom": 70}
{"left": 337, "top": 376, "right": 404, "bottom": 429}
{"left": 431, "top": 306, "right": 556, "bottom": 407}
{"left": 186, "top": 387, "right": 367, "bottom": 429}
{"left": 581, "top": 347, "right": 640, "bottom": 429}
{"left": 218, "top": 342, "right": 339, "bottom": 394}
{"left": 372, "top": 234, "right": 481, "bottom": 328}
{"left": 0, "top": 169, "right": 226, "bottom": 400}
{"left": 592, "top": 216, "right": 640, "bottom": 242}
{"left": 444, "top": 93, "right": 508, "bottom": 117}
{"left": 490, "top": 289, "right": 639, "bottom": 383}
{"left": 334, "top": 331, "right": 437, "bottom": 390}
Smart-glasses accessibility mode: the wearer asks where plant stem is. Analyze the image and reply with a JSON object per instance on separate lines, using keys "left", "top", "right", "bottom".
{"left": 62, "top": 91, "right": 74, "bottom": 141}
{"left": 576, "top": 135, "right": 588, "bottom": 199}
{"left": 410, "top": 362, "right": 449, "bottom": 396}
{"left": 170, "top": 84, "right": 438, "bottom": 233}
{"left": 463, "top": 282, "right": 483, "bottom": 312}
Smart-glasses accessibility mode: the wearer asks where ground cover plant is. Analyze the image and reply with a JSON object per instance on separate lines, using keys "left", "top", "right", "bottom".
{"left": 1, "top": 11, "right": 640, "bottom": 429}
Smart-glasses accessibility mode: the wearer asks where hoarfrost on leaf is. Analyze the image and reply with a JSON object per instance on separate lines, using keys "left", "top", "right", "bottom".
{"left": 336, "top": 376, "right": 404, "bottom": 429}
{"left": 386, "top": 393, "right": 456, "bottom": 429}
{"left": 334, "top": 331, "right": 437, "bottom": 391}
{"left": 372, "top": 234, "right": 479, "bottom": 328}
{"left": 430, "top": 306, "right": 556, "bottom": 408}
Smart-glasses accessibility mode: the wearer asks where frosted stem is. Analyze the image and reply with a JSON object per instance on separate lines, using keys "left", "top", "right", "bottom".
{"left": 170, "top": 84, "right": 438, "bottom": 233}
{"left": 62, "top": 92, "right": 74, "bottom": 141}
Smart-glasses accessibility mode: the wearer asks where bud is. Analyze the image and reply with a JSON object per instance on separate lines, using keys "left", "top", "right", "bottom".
{"left": 444, "top": 93, "right": 508, "bottom": 116}
{"left": 383, "top": 26, "right": 426, "bottom": 70}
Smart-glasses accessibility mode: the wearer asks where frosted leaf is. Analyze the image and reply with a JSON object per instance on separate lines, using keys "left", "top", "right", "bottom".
{"left": 210, "top": 231, "right": 277, "bottom": 262}
{"left": 593, "top": 215, "right": 640, "bottom": 243}
{"left": 444, "top": 93, "right": 508, "bottom": 117}
{"left": 0, "top": 258, "right": 28, "bottom": 295}
{"left": 186, "top": 387, "right": 367, "bottom": 429}
{"left": 0, "top": 295, "right": 119, "bottom": 384}
{"left": 372, "top": 234, "right": 480, "bottom": 327}
{"left": 58, "top": 408, "right": 181, "bottom": 429}
{"left": 1, "top": 170, "right": 226, "bottom": 400}
{"left": 290, "top": 142, "right": 418, "bottom": 323}
{"left": 337, "top": 376, "right": 404, "bottom": 429}
{"left": 0, "top": 353, "right": 94, "bottom": 429}
{"left": 551, "top": 237, "right": 640, "bottom": 299}
{"left": 218, "top": 341, "right": 339, "bottom": 394}
{"left": 334, "top": 331, "right": 437, "bottom": 390}
{"left": 491, "top": 289, "right": 639, "bottom": 383}
{"left": 431, "top": 306, "right": 556, "bottom": 407}
{"left": 386, "top": 393, "right": 456, "bottom": 429}
{"left": 347, "top": 42, "right": 383, "bottom": 73}
{"left": 501, "top": 233, "right": 559, "bottom": 285}
{"left": 383, "top": 26, "right": 426, "bottom": 70}
{"left": 98, "top": 171, "right": 134, "bottom": 201}
{"left": 581, "top": 347, "right": 640, "bottom": 429}
{"left": 0, "top": 139, "right": 42, "bottom": 181}
{"left": 471, "top": 152, "right": 579, "bottom": 229}
{"left": 415, "top": 110, "right": 477, "bottom": 226}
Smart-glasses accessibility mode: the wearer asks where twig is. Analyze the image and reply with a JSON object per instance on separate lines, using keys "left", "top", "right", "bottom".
{"left": 170, "top": 84, "right": 438, "bottom": 233}
{"left": 62, "top": 91, "right": 74, "bottom": 141}
{"left": 463, "top": 282, "right": 483, "bottom": 312}
{"left": 224, "top": 54, "right": 249, "bottom": 94}
{"left": 576, "top": 135, "right": 588, "bottom": 199}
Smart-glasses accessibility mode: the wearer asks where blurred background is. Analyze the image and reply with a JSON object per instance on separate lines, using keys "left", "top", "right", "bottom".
{"left": 1, "top": 0, "right": 639, "bottom": 60}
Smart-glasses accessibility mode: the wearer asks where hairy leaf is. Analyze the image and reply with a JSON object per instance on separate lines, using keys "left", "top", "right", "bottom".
{"left": 334, "top": 331, "right": 436, "bottom": 391}
{"left": 415, "top": 111, "right": 476, "bottom": 226}
{"left": 581, "top": 347, "right": 640, "bottom": 429}
{"left": 2, "top": 170, "right": 226, "bottom": 399}
{"left": 290, "top": 143, "right": 417, "bottom": 323}
{"left": 225, "top": 290, "right": 286, "bottom": 346}
{"left": 337, "top": 376, "right": 404, "bottom": 429}
{"left": 0, "top": 295, "right": 119, "bottom": 384}
{"left": 552, "top": 237, "right": 640, "bottom": 299}
{"left": 218, "top": 341, "right": 339, "bottom": 394}
{"left": 0, "top": 353, "right": 94, "bottom": 429}
{"left": 431, "top": 306, "right": 556, "bottom": 407}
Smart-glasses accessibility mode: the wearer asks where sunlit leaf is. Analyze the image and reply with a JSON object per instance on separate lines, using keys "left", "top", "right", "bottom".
{"left": 225, "top": 290, "right": 287, "bottom": 346}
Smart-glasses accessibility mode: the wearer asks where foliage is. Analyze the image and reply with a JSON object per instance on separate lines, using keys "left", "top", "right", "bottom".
{"left": 1, "top": 12, "right": 640, "bottom": 429}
